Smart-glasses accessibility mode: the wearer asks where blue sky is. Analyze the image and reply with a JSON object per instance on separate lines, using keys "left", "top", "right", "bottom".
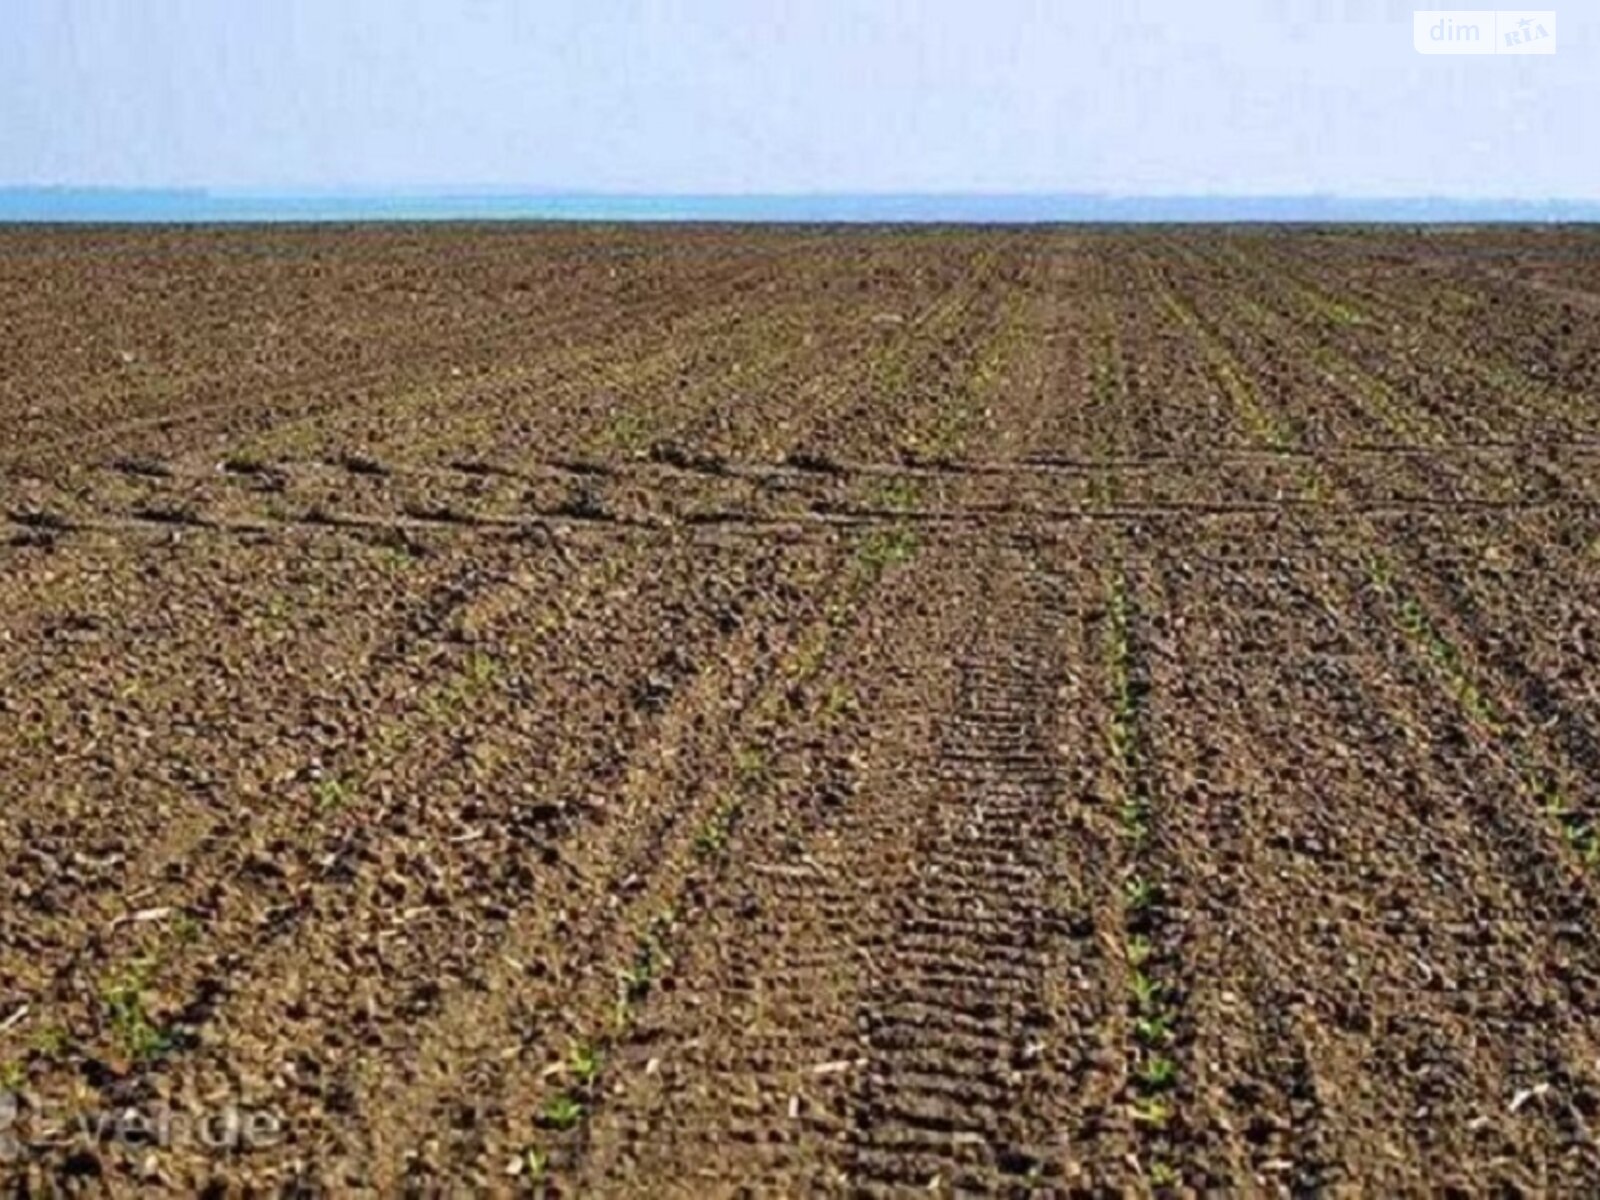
{"left": 2, "top": 0, "right": 1594, "bottom": 197}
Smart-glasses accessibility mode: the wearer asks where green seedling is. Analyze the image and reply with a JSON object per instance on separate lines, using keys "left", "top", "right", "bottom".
{"left": 0, "top": 1061, "right": 24, "bottom": 1090}
{"left": 102, "top": 959, "right": 169, "bottom": 1062}
{"left": 540, "top": 1092, "right": 584, "bottom": 1132}
{"left": 1129, "top": 1096, "right": 1172, "bottom": 1128}
{"left": 619, "top": 932, "right": 665, "bottom": 1005}
{"left": 1129, "top": 971, "right": 1164, "bottom": 1013}
{"left": 695, "top": 821, "right": 729, "bottom": 858}
{"left": 600, "top": 410, "right": 651, "bottom": 456}
{"left": 1397, "top": 596, "right": 1427, "bottom": 638}
{"left": 695, "top": 796, "right": 738, "bottom": 858}
{"left": 172, "top": 912, "right": 203, "bottom": 945}
{"left": 853, "top": 527, "right": 919, "bottom": 580}
{"left": 1109, "top": 716, "right": 1135, "bottom": 757}
{"left": 734, "top": 747, "right": 768, "bottom": 788}
{"left": 821, "top": 684, "right": 858, "bottom": 722}
{"left": 1125, "top": 935, "right": 1153, "bottom": 969}
{"left": 619, "top": 960, "right": 653, "bottom": 1005}
{"left": 523, "top": 1147, "right": 548, "bottom": 1182}
{"left": 870, "top": 477, "right": 922, "bottom": 513}
{"left": 1149, "top": 1160, "right": 1179, "bottom": 1188}
{"left": 1137, "top": 1055, "right": 1178, "bottom": 1091}
{"left": 1120, "top": 792, "right": 1150, "bottom": 841}
{"left": 1124, "top": 876, "right": 1156, "bottom": 913}
{"left": 1362, "top": 551, "right": 1395, "bottom": 591}
{"left": 615, "top": 913, "right": 676, "bottom": 1026}
{"left": 465, "top": 651, "right": 501, "bottom": 689}
{"left": 31, "top": 1025, "right": 69, "bottom": 1058}
{"left": 1134, "top": 1012, "right": 1175, "bottom": 1048}
{"left": 782, "top": 626, "right": 833, "bottom": 683}
{"left": 314, "top": 776, "right": 350, "bottom": 814}
{"left": 567, "top": 1041, "right": 602, "bottom": 1088}
{"left": 1562, "top": 820, "right": 1600, "bottom": 864}
{"left": 380, "top": 544, "right": 417, "bottom": 571}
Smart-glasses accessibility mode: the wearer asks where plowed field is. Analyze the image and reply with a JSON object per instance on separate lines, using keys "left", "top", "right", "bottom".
{"left": 3, "top": 225, "right": 1600, "bottom": 1195}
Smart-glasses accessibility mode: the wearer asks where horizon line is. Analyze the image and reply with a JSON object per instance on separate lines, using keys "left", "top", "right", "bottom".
{"left": 4, "top": 185, "right": 1600, "bottom": 201}
{"left": 4, "top": 188, "right": 1600, "bottom": 226}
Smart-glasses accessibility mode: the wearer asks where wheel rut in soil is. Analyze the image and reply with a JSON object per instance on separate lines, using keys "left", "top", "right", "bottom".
{"left": 850, "top": 549, "right": 1072, "bottom": 1195}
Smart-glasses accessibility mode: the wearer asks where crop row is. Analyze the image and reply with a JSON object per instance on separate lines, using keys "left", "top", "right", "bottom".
{"left": 1363, "top": 550, "right": 1597, "bottom": 867}
{"left": 518, "top": 521, "right": 920, "bottom": 1189}
{"left": 1103, "top": 565, "right": 1186, "bottom": 1190}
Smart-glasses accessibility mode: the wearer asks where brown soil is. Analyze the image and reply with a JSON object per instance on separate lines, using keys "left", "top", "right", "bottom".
{"left": 2, "top": 224, "right": 1599, "bottom": 1195}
